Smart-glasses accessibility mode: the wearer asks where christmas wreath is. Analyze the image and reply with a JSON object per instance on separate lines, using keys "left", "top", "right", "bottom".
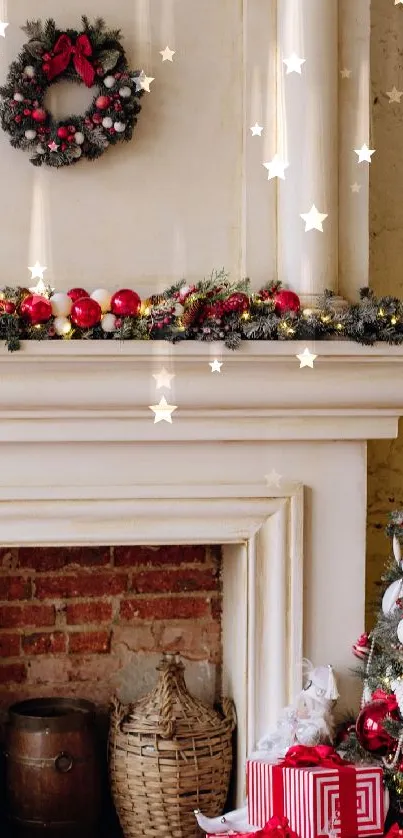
{"left": 0, "top": 17, "right": 143, "bottom": 167}
{"left": 2, "top": 272, "right": 403, "bottom": 352}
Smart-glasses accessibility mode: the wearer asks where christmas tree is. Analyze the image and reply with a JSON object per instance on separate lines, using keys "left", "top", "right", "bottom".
{"left": 341, "top": 511, "right": 403, "bottom": 826}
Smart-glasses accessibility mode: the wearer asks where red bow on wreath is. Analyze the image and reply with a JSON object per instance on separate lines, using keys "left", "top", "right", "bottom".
{"left": 43, "top": 33, "right": 95, "bottom": 87}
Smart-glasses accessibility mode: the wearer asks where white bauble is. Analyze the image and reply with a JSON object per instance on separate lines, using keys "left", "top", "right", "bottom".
{"left": 397, "top": 619, "right": 403, "bottom": 645}
{"left": 36, "top": 144, "right": 46, "bottom": 155}
{"left": 91, "top": 289, "right": 111, "bottom": 313}
{"left": 50, "top": 293, "right": 72, "bottom": 317}
{"left": 74, "top": 132, "right": 84, "bottom": 145}
{"left": 53, "top": 316, "right": 72, "bottom": 336}
{"left": 24, "top": 66, "right": 35, "bottom": 78}
{"left": 114, "top": 121, "right": 126, "bottom": 133}
{"left": 24, "top": 129, "right": 37, "bottom": 140}
{"left": 101, "top": 313, "right": 117, "bottom": 333}
{"left": 102, "top": 117, "right": 113, "bottom": 129}
{"left": 174, "top": 303, "right": 184, "bottom": 316}
{"left": 119, "top": 86, "right": 131, "bottom": 98}
{"left": 382, "top": 578, "right": 403, "bottom": 615}
{"left": 104, "top": 75, "right": 116, "bottom": 89}
{"left": 394, "top": 535, "right": 402, "bottom": 564}
{"left": 13, "top": 92, "right": 23, "bottom": 102}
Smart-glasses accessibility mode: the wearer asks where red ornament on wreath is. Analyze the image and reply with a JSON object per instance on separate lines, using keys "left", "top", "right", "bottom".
{"left": 67, "top": 288, "right": 89, "bottom": 303}
{"left": 356, "top": 699, "right": 397, "bottom": 755}
{"left": 20, "top": 294, "right": 52, "bottom": 324}
{"left": 273, "top": 289, "right": 301, "bottom": 315}
{"left": 223, "top": 292, "right": 250, "bottom": 314}
{"left": 110, "top": 289, "right": 141, "bottom": 317}
{"left": 71, "top": 297, "right": 102, "bottom": 328}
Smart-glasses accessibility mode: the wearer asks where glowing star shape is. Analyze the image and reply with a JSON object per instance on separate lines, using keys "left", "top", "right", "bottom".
{"left": 340, "top": 68, "right": 352, "bottom": 79}
{"left": 263, "top": 154, "right": 289, "bottom": 181}
{"left": 160, "top": 46, "right": 175, "bottom": 62}
{"left": 209, "top": 360, "right": 223, "bottom": 373}
{"left": 250, "top": 123, "right": 263, "bottom": 137}
{"left": 149, "top": 396, "right": 177, "bottom": 424}
{"left": 296, "top": 348, "right": 317, "bottom": 369}
{"left": 0, "top": 21, "right": 9, "bottom": 37}
{"left": 355, "top": 143, "right": 376, "bottom": 163}
{"left": 48, "top": 141, "right": 59, "bottom": 152}
{"left": 133, "top": 71, "right": 155, "bottom": 92}
{"left": 300, "top": 204, "right": 328, "bottom": 232}
{"left": 28, "top": 261, "right": 47, "bottom": 281}
{"left": 152, "top": 368, "right": 175, "bottom": 389}
{"left": 387, "top": 86, "right": 403, "bottom": 103}
{"left": 283, "top": 53, "right": 306, "bottom": 75}
{"left": 264, "top": 469, "right": 282, "bottom": 488}
{"left": 351, "top": 182, "right": 362, "bottom": 193}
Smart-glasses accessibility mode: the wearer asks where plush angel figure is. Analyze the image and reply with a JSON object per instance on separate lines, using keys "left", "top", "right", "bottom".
{"left": 253, "top": 661, "right": 339, "bottom": 760}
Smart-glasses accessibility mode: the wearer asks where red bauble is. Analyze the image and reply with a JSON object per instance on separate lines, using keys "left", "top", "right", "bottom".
{"left": 223, "top": 292, "right": 250, "bottom": 314}
{"left": 57, "top": 126, "right": 69, "bottom": 139}
{"left": 67, "top": 288, "right": 89, "bottom": 303}
{"left": 356, "top": 700, "right": 397, "bottom": 755}
{"left": 92, "top": 113, "right": 102, "bottom": 125}
{"left": 95, "top": 95, "right": 111, "bottom": 109}
{"left": 32, "top": 108, "right": 47, "bottom": 122}
{"left": 71, "top": 297, "right": 102, "bottom": 329}
{"left": 20, "top": 295, "right": 52, "bottom": 325}
{"left": 110, "top": 289, "right": 141, "bottom": 317}
{"left": 4, "top": 301, "right": 16, "bottom": 314}
{"left": 273, "top": 289, "right": 301, "bottom": 315}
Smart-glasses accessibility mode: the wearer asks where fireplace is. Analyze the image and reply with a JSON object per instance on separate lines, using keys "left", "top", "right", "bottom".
{"left": 1, "top": 339, "right": 403, "bottom": 808}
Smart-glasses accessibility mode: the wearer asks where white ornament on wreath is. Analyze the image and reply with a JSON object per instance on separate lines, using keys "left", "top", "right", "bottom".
{"left": 74, "top": 132, "right": 84, "bottom": 145}
{"left": 114, "top": 122, "right": 126, "bottom": 133}
{"left": 91, "top": 289, "right": 111, "bottom": 312}
{"left": 24, "top": 65, "right": 35, "bottom": 78}
{"left": 101, "top": 313, "right": 117, "bottom": 333}
{"left": 104, "top": 75, "right": 116, "bottom": 89}
{"left": 53, "top": 316, "right": 71, "bottom": 336}
{"left": 50, "top": 293, "right": 72, "bottom": 317}
{"left": 119, "top": 86, "right": 131, "bottom": 98}
{"left": 13, "top": 93, "right": 23, "bottom": 102}
{"left": 382, "top": 578, "right": 403, "bottom": 615}
{"left": 102, "top": 117, "right": 113, "bottom": 129}
{"left": 24, "top": 130, "right": 36, "bottom": 140}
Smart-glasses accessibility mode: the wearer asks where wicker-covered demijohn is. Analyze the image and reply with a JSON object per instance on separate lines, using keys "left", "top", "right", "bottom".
{"left": 108, "top": 652, "right": 236, "bottom": 838}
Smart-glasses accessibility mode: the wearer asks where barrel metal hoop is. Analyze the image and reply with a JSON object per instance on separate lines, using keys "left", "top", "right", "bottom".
{"left": 5, "top": 752, "right": 91, "bottom": 768}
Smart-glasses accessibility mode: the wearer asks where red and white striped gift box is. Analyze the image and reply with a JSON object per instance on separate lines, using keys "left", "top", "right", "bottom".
{"left": 247, "top": 760, "right": 385, "bottom": 838}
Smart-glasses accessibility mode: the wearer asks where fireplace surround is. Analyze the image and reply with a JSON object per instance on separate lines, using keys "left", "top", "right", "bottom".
{"left": 1, "top": 339, "right": 403, "bottom": 805}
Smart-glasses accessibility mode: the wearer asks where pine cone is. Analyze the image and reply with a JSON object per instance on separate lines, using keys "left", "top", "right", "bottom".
{"left": 182, "top": 294, "right": 204, "bottom": 326}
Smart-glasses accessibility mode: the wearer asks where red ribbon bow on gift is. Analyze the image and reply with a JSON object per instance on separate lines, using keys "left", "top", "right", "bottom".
{"left": 229, "top": 815, "right": 300, "bottom": 838}
{"left": 44, "top": 34, "right": 95, "bottom": 87}
{"left": 385, "top": 825, "right": 403, "bottom": 838}
{"left": 280, "top": 744, "right": 348, "bottom": 768}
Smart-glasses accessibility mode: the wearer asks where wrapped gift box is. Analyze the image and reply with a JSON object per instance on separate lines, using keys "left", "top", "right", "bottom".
{"left": 247, "top": 758, "right": 385, "bottom": 838}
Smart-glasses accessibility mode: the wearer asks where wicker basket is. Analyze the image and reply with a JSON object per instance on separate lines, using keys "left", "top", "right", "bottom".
{"left": 108, "top": 653, "right": 236, "bottom": 838}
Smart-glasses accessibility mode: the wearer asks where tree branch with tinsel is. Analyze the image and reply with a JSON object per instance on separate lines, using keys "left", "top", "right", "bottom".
{"left": 3, "top": 275, "right": 403, "bottom": 352}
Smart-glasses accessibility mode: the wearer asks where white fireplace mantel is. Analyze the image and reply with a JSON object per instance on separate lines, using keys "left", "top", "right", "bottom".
{"left": 0, "top": 339, "right": 402, "bottom": 804}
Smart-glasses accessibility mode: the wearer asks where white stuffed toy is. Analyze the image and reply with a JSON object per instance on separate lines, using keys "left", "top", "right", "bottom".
{"left": 253, "top": 661, "right": 339, "bottom": 760}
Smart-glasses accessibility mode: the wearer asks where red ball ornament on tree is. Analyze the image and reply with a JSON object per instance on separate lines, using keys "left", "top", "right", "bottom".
{"left": 356, "top": 700, "right": 397, "bottom": 755}
{"left": 67, "top": 288, "right": 89, "bottom": 304}
{"left": 20, "top": 295, "right": 52, "bottom": 325}
{"left": 273, "top": 289, "right": 301, "bottom": 316}
{"left": 223, "top": 292, "right": 250, "bottom": 314}
{"left": 71, "top": 297, "right": 102, "bottom": 329}
{"left": 95, "top": 95, "right": 111, "bottom": 110}
{"left": 110, "top": 289, "right": 141, "bottom": 317}
{"left": 57, "top": 126, "right": 69, "bottom": 139}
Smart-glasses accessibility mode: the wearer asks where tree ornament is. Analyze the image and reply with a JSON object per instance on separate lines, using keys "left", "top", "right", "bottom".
{"left": 91, "top": 289, "right": 111, "bottom": 312}
{"left": 102, "top": 117, "right": 113, "bottom": 129}
{"left": 67, "top": 287, "right": 89, "bottom": 303}
{"left": 223, "top": 292, "right": 249, "bottom": 314}
{"left": 356, "top": 700, "right": 397, "bottom": 755}
{"left": 50, "top": 292, "right": 72, "bottom": 317}
{"left": 382, "top": 579, "right": 403, "bottom": 616}
{"left": 352, "top": 632, "right": 371, "bottom": 660}
{"left": 20, "top": 294, "right": 52, "bottom": 324}
{"left": 110, "top": 289, "right": 141, "bottom": 317}
{"left": 0, "top": 18, "right": 143, "bottom": 168}
{"left": 182, "top": 294, "right": 204, "bottom": 326}
{"left": 392, "top": 677, "right": 403, "bottom": 717}
{"left": 394, "top": 535, "right": 402, "bottom": 565}
{"left": 178, "top": 284, "right": 195, "bottom": 303}
{"left": 274, "top": 289, "right": 301, "bottom": 315}
{"left": 114, "top": 121, "right": 126, "bottom": 133}
{"left": 53, "top": 316, "right": 72, "bottom": 336}
{"left": 101, "top": 313, "right": 117, "bottom": 333}
{"left": 71, "top": 297, "right": 102, "bottom": 328}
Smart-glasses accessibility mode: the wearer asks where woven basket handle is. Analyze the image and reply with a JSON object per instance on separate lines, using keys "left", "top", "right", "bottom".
{"left": 159, "top": 665, "right": 177, "bottom": 739}
{"left": 221, "top": 697, "right": 237, "bottom": 732}
{"left": 111, "top": 696, "right": 130, "bottom": 732}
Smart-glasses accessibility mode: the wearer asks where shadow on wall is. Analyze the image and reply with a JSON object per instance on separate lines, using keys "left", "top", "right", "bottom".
{"left": 366, "top": 429, "right": 403, "bottom": 629}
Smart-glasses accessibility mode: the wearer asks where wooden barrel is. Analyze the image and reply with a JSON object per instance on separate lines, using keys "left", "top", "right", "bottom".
{"left": 5, "top": 697, "right": 101, "bottom": 838}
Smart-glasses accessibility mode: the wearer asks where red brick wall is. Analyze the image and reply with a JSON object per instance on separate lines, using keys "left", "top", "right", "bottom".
{"left": 0, "top": 545, "right": 222, "bottom": 718}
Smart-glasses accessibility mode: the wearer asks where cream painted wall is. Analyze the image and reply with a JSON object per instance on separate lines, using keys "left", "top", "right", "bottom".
{"left": 0, "top": 0, "right": 243, "bottom": 292}
{"left": 368, "top": 0, "right": 403, "bottom": 620}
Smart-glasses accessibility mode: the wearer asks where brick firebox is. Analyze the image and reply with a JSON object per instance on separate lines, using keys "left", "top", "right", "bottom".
{"left": 0, "top": 544, "right": 222, "bottom": 721}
